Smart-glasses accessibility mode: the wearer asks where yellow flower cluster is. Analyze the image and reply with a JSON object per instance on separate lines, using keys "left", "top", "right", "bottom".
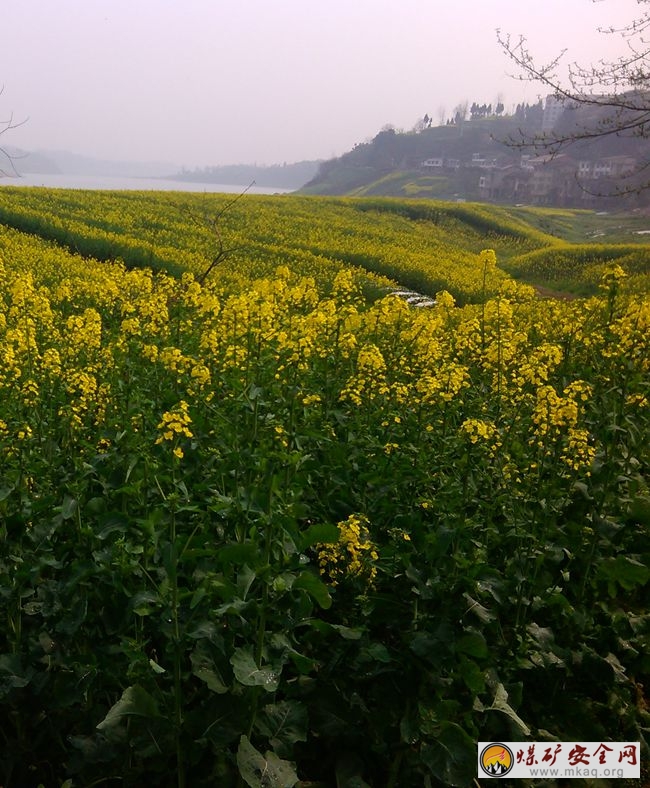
{"left": 561, "top": 428, "right": 596, "bottom": 472}
{"left": 480, "top": 248, "right": 497, "bottom": 271}
{"left": 599, "top": 263, "right": 628, "bottom": 291}
{"left": 532, "top": 384, "right": 587, "bottom": 437}
{"left": 460, "top": 418, "right": 501, "bottom": 454}
{"left": 340, "top": 343, "right": 388, "bottom": 405}
{"left": 530, "top": 381, "right": 594, "bottom": 473}
{"left": 318, "top": 514, "right": 379, "bottom": 587}
{"left": 156, "top": 400, "right": 193, "bottom": 458}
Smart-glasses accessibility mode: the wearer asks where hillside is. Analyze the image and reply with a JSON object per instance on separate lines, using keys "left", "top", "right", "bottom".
{"left": 3, "top": 146, "right": 61, "bottom": 175}
{"left": 301, "top": 106, "right": 650, "bottom": 209}
{"left": 0, "top": 186, "right": 648, "bottom": 298}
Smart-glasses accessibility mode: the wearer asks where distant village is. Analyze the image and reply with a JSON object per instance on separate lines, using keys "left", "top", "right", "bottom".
{"left": 421, "top": 149, "right": 638, "bottom": 206}
{"left": 303, "top": 93, "right": 648, "bottom": 206}
{"left": 419, "top": 96, "right": 643, "bottom": 207}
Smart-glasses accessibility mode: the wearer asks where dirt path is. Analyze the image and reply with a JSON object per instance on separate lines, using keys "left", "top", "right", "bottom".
{"left": 532, "top": 284, "right": 580, "bottom": 301}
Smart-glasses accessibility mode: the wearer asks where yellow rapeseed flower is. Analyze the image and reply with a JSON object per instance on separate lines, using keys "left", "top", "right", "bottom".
{"left": 317, "top": 513, "right": 378, "bottom": 587}
{"left": 155, "top": 401, "right": 193, "bottom": 449}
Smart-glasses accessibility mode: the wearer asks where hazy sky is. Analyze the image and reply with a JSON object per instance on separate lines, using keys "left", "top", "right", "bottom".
{"left": 1, "top": 0, "right": 642, "bottom": 167}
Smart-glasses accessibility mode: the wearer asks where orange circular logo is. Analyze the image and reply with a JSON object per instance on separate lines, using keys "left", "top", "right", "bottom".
{"left": 479, "top": 743, "right": 514, "bottom": 777}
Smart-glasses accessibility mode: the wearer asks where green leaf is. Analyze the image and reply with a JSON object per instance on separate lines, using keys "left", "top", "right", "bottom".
{"left": 400, "top": 705, "right": 420, "bottom": 746}
{"left": 130, "top": 590, "right": 160, "bottom": 616}
{"left": 190, "top": 586, "right": 207, "bottom": 609}
{"left": 38, "top": 631, "right": 57, "bottom": 654}
{"left": 85, "top": 496, "right": 106, "bottom": 514}
{"left": 410, "top": 632, "right": 438, "bottom": 658}
{"left": 462, "top": 592, "right": 496, "bottom": 623}
{"left": 61, "top": 495, "right": 78, "bottom": 520}
{"left": 216, "top": 543, "right": 260, "bottom": 566}
{"left": 0, "top": 654, "right": 34, "bottom": 696}
{"left": 236, "top": 735, "right": 299, "bottom": 788}
{"left": 97, "top": 513, "right": 129, "bottom": 539}
{"left": 458, "top": 655, "right": 485, "bottom": 693}
{"left": 215, "top": 597, "right": 253, "bottom": 616}
{"left": 592, "top": 514, "right": 623, "bottom": 539}
{"left": 335, "top": 753, "right": 372, "bottom": 788}
{"left": 598, "top": 555, "right": 650, "bottom": 595}
{"left": 187, "top": 621, "right": 222, "bottom": 641}
{"left": 629, "top": 495, "right": 650, "bottom": 526}
{"left": 237, "top": 564, "right": 257, "bottom": 599}
{"left": 362, "top": 642, "right": 391, "bottom": 663}
{"left": 456, "top": 631, "right": 488, "bottom": 658}
{"left": 0, "top": 484, "right": 15, "bottom": 502}
{"left": 96, "top": 685, "right": 160, "bottom": 731}
{"left": 410, "top": 627, "right": 452, "bottom": 662}
{"left": 331, "top": 624, "right": 364, "bottom": 640}
{"left": 420, "top": 721, "right": 476, "bottom": 787}
{"left": 231, "top": 647, "right": 281, "bottom": 692}
{"left": 293, "top": 570, "right": 332, "bottom": 609}
{"left": 287, "top": 649, "right": 316, "bottom": 674}
{"left": 191, "top": 642, "right": 229, "bottom": 694}
{"left": 572, "top": 481, "right": 593, "bottom": 501}
{"left": 527, "top": 622, "right": 556, "bottom": 649}
{"left": 255, "top": 700, "right": 308, "bottom": 756}
{"left": 299, "top": 522, "right": 340, "bottom": 550}
{"left": 488, "top": 682, "right": 531, "bottom": 736}
{"left": 149, "top": 659, "right": 166, "bottom": 674}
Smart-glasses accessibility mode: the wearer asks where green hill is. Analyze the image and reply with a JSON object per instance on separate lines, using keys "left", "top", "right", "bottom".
{"left": 301, "top": 110, "right": 650, "bottom": 209}
{"left": 301, "top": 118, "right": 524, "bottom": 199}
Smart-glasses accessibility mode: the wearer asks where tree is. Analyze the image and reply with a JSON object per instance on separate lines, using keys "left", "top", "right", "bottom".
{"left": 453, "top": 101, "right": 469, "bottom": 125}
{"left": 0, "top": 86, "right": 26, "bottom": 177}
{"left": 412, "top": 113, "right": 432, "bottom": 133}
{"left": 497, "top": 0, "right": 650, "bottom": 196}
{"left": 185, "top": 184, "right": 254, "bottom": 286}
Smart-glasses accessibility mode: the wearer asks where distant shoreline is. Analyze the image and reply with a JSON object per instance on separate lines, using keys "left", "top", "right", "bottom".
{"left": 166, "top": 161, "right": 320, "bottom": 192}
{"left": 2, "top": 172, "right": 294, "bottom": 194}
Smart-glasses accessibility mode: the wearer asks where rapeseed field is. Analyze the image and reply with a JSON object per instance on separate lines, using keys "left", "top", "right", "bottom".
{"left": 0, "top": 191, "right": 648, "bottom": 787}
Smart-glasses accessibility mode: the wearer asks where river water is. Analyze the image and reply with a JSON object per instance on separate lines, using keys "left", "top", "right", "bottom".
{"left": 2, "top": 172, "right": 293, "bottom": 194}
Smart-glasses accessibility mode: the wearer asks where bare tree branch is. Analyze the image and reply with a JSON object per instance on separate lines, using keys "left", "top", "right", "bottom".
{"left": 496, "top": 0, "right": 650, "bottom": 196}
{"left": 0, "top": 86, "right": 28, "bottom": 178}
{"left": 184, "top": 181, "right": 256, "bottom": 286}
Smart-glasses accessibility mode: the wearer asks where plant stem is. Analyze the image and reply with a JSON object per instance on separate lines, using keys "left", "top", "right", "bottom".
{"left": 168, "top": 494, "right": 185, "bottom": 788}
